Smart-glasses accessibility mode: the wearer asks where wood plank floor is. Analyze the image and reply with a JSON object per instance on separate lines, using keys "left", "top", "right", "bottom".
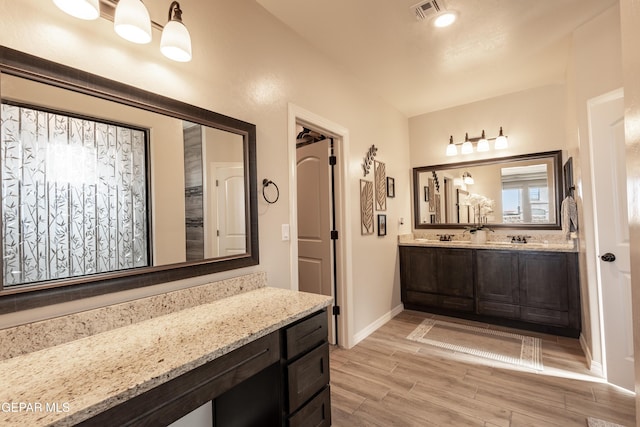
{"left": 329, "top": 310, "right": 636, "bottom": 426}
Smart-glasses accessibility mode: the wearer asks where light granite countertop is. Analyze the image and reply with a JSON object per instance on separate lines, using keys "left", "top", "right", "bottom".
{"left": 0, "top": 287, "right": 332, "bottom": 426}
{"left": 398, "top": 234, "right": 576, "bottom": 252}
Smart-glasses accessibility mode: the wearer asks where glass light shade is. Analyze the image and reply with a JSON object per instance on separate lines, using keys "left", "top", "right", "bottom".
{"left": 161, "top": 20, "right": 192, "bottom": 62}
{"left": 434, "top": 11, "right": 457, "bottom": 28}
{"left": 114, "top": 0, "right": 152, "bottom": 44}
{"left": 477, "top": 137, "right": 490, "bottom": 152}
{"left": 446, "top": 136, "right": 458, "bottom": 156}
{"left": 52, "top": 0, "right": 99, "bottom": 20}
{"left": 463, "top": 174, "right": 474, "bottom": 185}
{"left": 495, "top": 135, "right": 508, "bottom": 150}
{"left": 461, "top": 140, "right": 473, "bottom": 154}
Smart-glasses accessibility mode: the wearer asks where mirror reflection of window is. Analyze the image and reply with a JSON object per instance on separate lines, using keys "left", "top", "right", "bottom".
{"left": 501, "top": 164, "right": 550, "bottom": 224}
{"left": 1, "top": 102, "right": 150, "bottom": 286}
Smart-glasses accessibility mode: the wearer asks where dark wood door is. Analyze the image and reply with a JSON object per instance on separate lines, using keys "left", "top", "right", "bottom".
{"left": 476, "top": 250, "right": 519, "bottom": 303}
{"left": 519, "top": 252, "right": 569, "bottom": 311}
{"left": 400, "top": 246, "right": 438, "bottom": 293}
{"left": 437, "top": 248, "right": 473, "bottom": 298}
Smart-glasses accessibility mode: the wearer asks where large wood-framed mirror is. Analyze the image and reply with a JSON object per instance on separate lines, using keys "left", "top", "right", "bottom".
{"left": 0, "top": 47, "right": 258, "bottom": 314}
{"left": 413, "top": 150, "right": 563, "bottom": 230}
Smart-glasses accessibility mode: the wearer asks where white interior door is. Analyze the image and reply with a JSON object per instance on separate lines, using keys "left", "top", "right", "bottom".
{"left": 213, "top": 163, "right": 245, "bottom": 257}
{"left": 296, "top": 139, "right": 335, "bottom": 343}
{"left": 589, "top": 89, "right": 634, "bottom": 391}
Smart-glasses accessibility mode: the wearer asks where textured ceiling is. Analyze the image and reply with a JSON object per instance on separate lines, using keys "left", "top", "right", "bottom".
{"left": 256, "top": 0, "right": 618, "bottom": 117}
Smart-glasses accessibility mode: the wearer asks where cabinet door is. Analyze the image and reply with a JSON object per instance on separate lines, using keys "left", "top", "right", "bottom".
{"left": 476, "top": 250, "right": 519, "bottom": 303}
{"left": 519, "top": 252, "right": 569, "bottom": 311}
{"left": 400, "top": 247, "right": 438, "bottom": 293}
{"left": 437, "top": 248, "right": 473, "bottom": 298}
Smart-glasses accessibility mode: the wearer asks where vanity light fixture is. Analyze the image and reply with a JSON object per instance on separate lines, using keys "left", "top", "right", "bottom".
{"left": 462, "top": 171, "right": 474, "bottom": 185}
{"left": 114, "top": 0, "right": 152, "bottom": 44}
{"left": 52, "top": 0, "right": 193, "bottom": 62}
{"left": 476, "top": 130, "right": 490, "bottom": 152}
{"left": 53, "top": 0, "right": 100, "bottom": 20}
{"left": 494, "top": 126, "right": 509, "bottom": 150}
{"left": 160, "top": 2, "right": 192, "bottom": 62}
{"left": 446, "top": 135, "right": 458, "bottom": 156}
{"left": 444, "top": 127, "right": 509, "bottom": 156}
{"left": 461, "top": 133, "right": 474, "bottom": 155}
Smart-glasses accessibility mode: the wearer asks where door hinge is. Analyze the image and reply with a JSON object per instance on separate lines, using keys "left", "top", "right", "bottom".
{"left": 330, "top": 230, "right": 338, "bottom": 240}
{"left": 332, "top": 306, "right": 341, "bottom": 316}
{"left": 329, "top": 155, "right": 337, "bottom": 166}
{"left": 216, "top": 229, "right": 220, "bottom": 237}
{"left": 215, "top": 179, "right": 219, "bottom": 187}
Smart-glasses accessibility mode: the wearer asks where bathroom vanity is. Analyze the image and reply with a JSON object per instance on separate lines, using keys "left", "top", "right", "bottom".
{"left": 0, "top": 285, "right": 332, "bottom": 426}
{"left": 399, "top": 237, "right": 580, "bottom": 337}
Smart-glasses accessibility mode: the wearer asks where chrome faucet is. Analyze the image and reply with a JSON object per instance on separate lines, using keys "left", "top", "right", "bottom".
{"left": 508, "top": 235, "right": 531, "bottom": 244}
{"left": 437, "top": 234, "right": 454, "bottom": 242}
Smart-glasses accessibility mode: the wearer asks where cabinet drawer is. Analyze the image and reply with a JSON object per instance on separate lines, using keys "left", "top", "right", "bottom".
{"left": 285, "top": 310, "right": 328, "bottom": 360}
{"left": 405, "top": 290, "right": 438, "bottom": 307}
{"left": 288, "top": 386, "right": 331, "bottom": 427}
{"left": 287, "top": 342, "right": 330, "bottom": 413}
{"left": 521, "top": 306, "right": 569, "bottom": 326}
{"left": 438, "top": 296, "right": 474, "bottom": 312}
{"left": 478, "top": 300, "right": 520, "bottom": 319}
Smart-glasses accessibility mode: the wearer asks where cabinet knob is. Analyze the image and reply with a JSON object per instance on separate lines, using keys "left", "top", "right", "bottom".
{"left": 600, "top": 253, "right": 616, "bottom": 262}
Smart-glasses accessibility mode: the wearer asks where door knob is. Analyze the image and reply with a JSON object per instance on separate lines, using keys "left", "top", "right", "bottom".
{"left": 600, "top": 253, "right": 616, "bottom": 262}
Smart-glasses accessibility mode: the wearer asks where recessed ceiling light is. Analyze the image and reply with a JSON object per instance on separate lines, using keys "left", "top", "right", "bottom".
{"left": 434, "top": 11, "right": 457, "bottom": 28}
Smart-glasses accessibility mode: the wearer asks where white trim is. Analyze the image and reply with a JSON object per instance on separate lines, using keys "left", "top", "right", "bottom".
{"left": 580, "top": 333, "right": 605, "bottom": 377}
{"left": 287, "top": 103, "right": 354, "bottom": 348}
{"left": 353, "top": 304, "right": 404, "bottom": 346}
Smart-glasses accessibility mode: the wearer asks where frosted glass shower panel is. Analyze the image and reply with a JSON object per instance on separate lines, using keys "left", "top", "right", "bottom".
{"left": 1, "top": 102, "right": 150, "bottom": 287}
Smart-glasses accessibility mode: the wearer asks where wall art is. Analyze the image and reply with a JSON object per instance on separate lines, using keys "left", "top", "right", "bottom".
{"left": 360, "top": 179, "right": 374, "bottom": 235}
{"left": 378, "top": 214, "right": 387, "bottom": 236}
{"left": 374, "top": 160, "right": 387, "bottom": 211}
{"left": 387, "top": 177, "right": 395, "bottom": 198}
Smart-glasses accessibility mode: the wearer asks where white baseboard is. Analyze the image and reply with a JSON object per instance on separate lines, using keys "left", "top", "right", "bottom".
{"left": 352, "top": 304, "right": 404, "bottom": 346}
{"left": 580, "top": 333, "right": 605, "bottom": 377}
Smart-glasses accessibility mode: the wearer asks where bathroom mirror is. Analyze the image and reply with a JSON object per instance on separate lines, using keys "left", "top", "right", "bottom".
{"left": 0, "top": 47, "right": 258, "bottom": 313}
{"left": 413, "top": 150, "right": 562, "bottom": 230}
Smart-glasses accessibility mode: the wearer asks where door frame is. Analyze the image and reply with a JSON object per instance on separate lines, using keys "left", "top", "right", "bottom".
{"left": 288, "top": 103, "right": 354, "bottom": 348}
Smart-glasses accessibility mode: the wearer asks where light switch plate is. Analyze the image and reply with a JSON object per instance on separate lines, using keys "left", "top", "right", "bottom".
{"left": 282, "top": 224, "right": 290, "bottom": 241}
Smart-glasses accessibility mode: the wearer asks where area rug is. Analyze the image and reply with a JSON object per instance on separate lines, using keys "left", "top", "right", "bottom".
{"left": 587, "top": 417, "right": 626, "bottom": 427}
{"left": 406, "top": 318, "right": 543, "bottom": 371}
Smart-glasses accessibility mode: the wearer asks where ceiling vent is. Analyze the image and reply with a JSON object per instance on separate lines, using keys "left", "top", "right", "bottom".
{"left": 411, "top": 0, "right": 445, "bottom": 20}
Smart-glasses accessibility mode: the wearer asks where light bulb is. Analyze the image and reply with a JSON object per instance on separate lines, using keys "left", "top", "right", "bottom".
{"left": 434, "top": 11, "right": 457, "bottom": 28}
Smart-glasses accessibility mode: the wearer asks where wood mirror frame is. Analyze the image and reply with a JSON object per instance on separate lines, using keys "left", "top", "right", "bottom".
{"left": 413, "top": 150, "right": 563, "bottom": 230}
{"left": 0, "top": 46, "right": 259, "bottom": 314}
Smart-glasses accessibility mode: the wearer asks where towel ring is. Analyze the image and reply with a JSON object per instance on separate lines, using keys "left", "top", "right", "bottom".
{"left": 262, "top": 179, "right": 279, "bottom": 204}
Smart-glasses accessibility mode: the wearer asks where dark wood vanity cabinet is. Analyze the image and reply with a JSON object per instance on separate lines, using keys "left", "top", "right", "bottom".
{"left": 282, "top": 310, "right": 331, "bottom": 427}
{"left": 401, "top": 246, "right": 474, "bottom": 313}
{"left": 476, "top": 250, "right": 520, "bottom": 319}
{"left": 81, "top": 309, "right": 330, "bottom": 427}
{"left": 400, "top": 246, "right": 581, "bottom": 337}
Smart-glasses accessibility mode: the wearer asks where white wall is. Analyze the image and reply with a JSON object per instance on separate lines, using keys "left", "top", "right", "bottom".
{"left": 0, "top": 0, "right": 411, "bottom": 344}
{"left": 409, "top": 84, "right": 567, "bottom": 169}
